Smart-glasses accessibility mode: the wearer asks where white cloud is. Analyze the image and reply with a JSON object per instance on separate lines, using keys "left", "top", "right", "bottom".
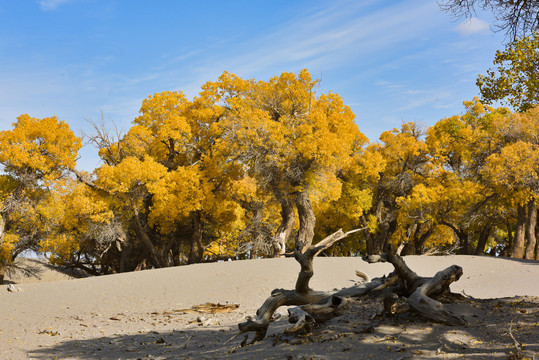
{"left": 215, "top": 0, "right": 439, "bottom": 77}
{"left": 455, "top": 18, "right": 490, "bottom": 36}
{"left": 38, "top": 0, "right": 72, "bottom": 11}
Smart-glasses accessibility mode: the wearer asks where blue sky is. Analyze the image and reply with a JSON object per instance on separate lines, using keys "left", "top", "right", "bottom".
{"left": 0, "top": 0, "right": 505, "bottom": 170}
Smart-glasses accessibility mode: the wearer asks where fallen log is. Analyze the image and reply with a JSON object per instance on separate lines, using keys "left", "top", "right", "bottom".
{"left": 235, "top": 236, "right": 467, "bottom": 345}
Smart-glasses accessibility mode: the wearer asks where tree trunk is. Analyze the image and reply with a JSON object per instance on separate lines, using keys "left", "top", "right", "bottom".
{"left": 524, "top": 201, "right": 537, "bottom": 260}
{"left": 474, "top": 223, "right": 492, "bottom": 255}
{"left": 360, "top": 215, "right": 375, "bottom": 254}
{"left": 0, "top": 214, "right": 6, "bottom": 282}
{"left": 235, "top": 241, "right": 466, "bottom": 345}
{"left": 504, "top": 219, "right": 514, "bottom": 257}
{"left": 0, "top": 213, "right": 5, "bottom": 241}
{"left": 294, "top": 190, "right": 315, "bottom": 254}
{"left": 535, "top": 218, "right": 539, "bottom": 260}
{"left": 132, "top": 210, "right": 165, "bottom": 268}
{"left": 362, "top": 218, "right": 396, "bottom": 255}
{"left": 271, "top": 198, "right": 295, "bottom": 257}
{"left": 365, "top": 199, "right": 397, "bottom": 255}
{"left": 458, "top": 230, "right": 470, "bottom": 254}
{"left": 236, "top": 228, "right": 379, "bottom": 344}
{"left": 188, "top": 211, "right": 204, "bottom": 264}
{"left": 512, "top": 204, "right": 526, "bottom": 258}
{"left": 119, "top": 241, "right": 132, "bottom": 272}
{"left": 171, "top": 236, "right": 182, "bottom": 266}
{"left": 413, "top": 223, "right": 434, "bottom": 254}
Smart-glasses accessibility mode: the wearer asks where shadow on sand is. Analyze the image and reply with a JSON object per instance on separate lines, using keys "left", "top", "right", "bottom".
{"left": 28, "top": 296, "right": 538, "bottom": 360}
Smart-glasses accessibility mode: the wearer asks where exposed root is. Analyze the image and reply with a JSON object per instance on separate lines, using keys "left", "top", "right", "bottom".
{"left": 235, "top": 240, "right": 468, "bottom": 344}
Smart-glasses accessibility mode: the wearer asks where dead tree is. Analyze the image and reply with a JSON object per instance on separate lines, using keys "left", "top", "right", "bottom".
{"left": 234, "top": 234, "right": 466, "bottom": 345}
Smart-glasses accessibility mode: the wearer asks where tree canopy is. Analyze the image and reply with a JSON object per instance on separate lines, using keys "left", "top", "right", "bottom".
{"left": 2, "top": 61, "right": 539, "bottom": 276}
{"left": 477, "top": 32, "right": 539, "bottom": 111}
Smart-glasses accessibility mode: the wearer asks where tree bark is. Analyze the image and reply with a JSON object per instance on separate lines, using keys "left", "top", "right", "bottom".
{"left": 440, "top": 221, "right": 469, "bottom": 254}
{"left": 236, "top": 228, "right": 375, "bottom": 344}
{"left": 475, "top": 223, "right": 492, "bottom": 255}
{"left": 235, "top": 238, "right": 466, "bottom": 345}
{"left": 171, "top": 236, "right": 182, "bottom": 266}
{"left": 458, "top": 230, "right": 469, "bottom": 255}
{"left": 187, "top": 211, "right": 205, "bottom": 264}
{"left": 361, "top": 212, "right": 396, "bottom": 255}
{"left": 132, "top": 210, "right": 165, "bottom": 268}
{"left": 512, "top": 204, "right": 526, "bottom": 258}
{"left": 271, "top": 198, "right": 295, "bottom": 257}
{"left": 504, "top": 218, "right": 514, "bottom": 257}
{"left": 524, "top": 200, "right": 537, "bottom": 260}
{"left": 535, "top": 217, "right": 539, "bottom": 260}
{"left": 0, "top": 214, "right": 6, "bottom": 282}
{"left": 294, "top": 190, "right": 315, "bottom": 254}
{"left": 413, "top": 223, "right": 435, "bottom": 254}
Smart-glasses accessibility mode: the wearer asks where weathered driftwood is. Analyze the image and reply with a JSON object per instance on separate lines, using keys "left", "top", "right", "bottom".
{"left": 237, "top": 228, "right": 375, "bottom": 344}
{"left": 285, "top": 307, "right": 314, "bottom": 334}
{"left": 378, "top": 244, "right": 466, "bottom": 325}
{"left": 235, "top": 238, "right": 466, "bottom": 345}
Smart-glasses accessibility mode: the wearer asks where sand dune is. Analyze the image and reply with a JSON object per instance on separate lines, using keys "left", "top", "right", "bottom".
{"left": 1, "top": 255, "right": 538, "bottom": 359}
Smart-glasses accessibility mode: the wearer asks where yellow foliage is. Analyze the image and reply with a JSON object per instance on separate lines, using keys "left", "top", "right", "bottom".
{"left": 96, "top": 156, "right": 167, "bottom": 195}
{"left": 0, "top": 114, "right": 81, "bottom": 181}
{"left": 477, "top": 32, "right": 539, "bottom": 111}
{"left": 484, "top": 140, "right": 539, "bottom": 203}
{"left": 424, "top": 225, "right": 456, "bottom": 248}
{"left": 40, "top": 233, "right": 80, "bottom": 266}
{"left": 148, "top": 166, "right": 204, "bottom": 233}
{"left": 0, "top": 233, "right": 17, "bottom": 264}
{"left": 39, "top": 178, "right": 113, "bottom": 232}
{"left": 209, "top": 69, "right": 367, "bottom": 204}
{"left": 0, "top": 175, "right": 19, "bottom": 201}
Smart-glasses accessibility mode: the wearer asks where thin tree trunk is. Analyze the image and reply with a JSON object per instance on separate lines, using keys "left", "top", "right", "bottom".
{"left": 535, "top": 216, "right": 539, "bottom": 260}
{"left": 413, "top": 223, "right": 434, "bottom": 254}
{"left": 512, "top": 204, "right": 526, "bottom": 258}
{"left": 133, "top": 210, "right": 165, "bottom": 268}
{"left": 458, "top": 230, "right": 469, "bottom": 255}
{"left": 171, "top": 236, "right": 182, "bottom": 266}
{"left": 0, "top": 214, "right": 6, "bottom": 282}
{"left": 360, "top": 214, "right": 375, "bottom": 255}
{"left": 475, "top": 224, "right": 492, "bottom": 255}
{"left": 271, "top": 198, "right": 295, "bottom": 257}
{"left": 524, "top": 201, "right": 537, "bottom": 260}
{"left": 504, "top": 219, "right": 514, "bottom": 257}
{"left": 364, "top": 216, "right": 396, "bottom": 255}
{"left": 119, "top": 241, "right": 131, "bottom": 272}
{"left": 294, "top": 190, "right": 315, "bottom": 254}
{"left": 188, "top": 211, "right": 204, "bottom": 264}
{"left": 0, "top": 213, "right": 5, "bottom": 241}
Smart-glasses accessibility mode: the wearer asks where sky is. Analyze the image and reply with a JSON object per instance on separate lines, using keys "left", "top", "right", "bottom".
{"left": 0, "top": 0, "right": 506, "bottom": 171}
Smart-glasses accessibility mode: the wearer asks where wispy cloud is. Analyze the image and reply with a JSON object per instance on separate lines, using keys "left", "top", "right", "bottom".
{"left": 220, "top": 0, "right": 439, "bottom": 76}
{"left": 455, "top": 18, "right": 490, "bottom": 36}
{"left": 38, "top": 0, "right": 72, "bottom": 11}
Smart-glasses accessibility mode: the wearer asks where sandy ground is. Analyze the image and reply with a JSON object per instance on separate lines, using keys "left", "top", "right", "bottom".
{"left": 1, "top": 255, "right": 538, "bottom": 359}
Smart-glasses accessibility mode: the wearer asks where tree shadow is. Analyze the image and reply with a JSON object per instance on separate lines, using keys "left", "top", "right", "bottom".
{"left": 3, "top": 258, "right": 90, "bottom": 284}
{"left": 27, "top": 296, "right": 538, "bottom": 360}
{"left": 2, "top": 258, "right": 45, "bottom": 283}
{"left": 487, "top": 256, "right": 539, "bottom": 265}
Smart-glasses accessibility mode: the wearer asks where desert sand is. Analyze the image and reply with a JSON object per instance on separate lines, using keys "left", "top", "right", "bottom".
{"left": 1, "top": 255, "right": 538, "bottom": 359}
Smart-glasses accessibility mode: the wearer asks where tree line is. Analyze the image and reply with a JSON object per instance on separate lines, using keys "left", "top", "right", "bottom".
{"left": 0, "top": 33, "right": 538, "bottom": 277}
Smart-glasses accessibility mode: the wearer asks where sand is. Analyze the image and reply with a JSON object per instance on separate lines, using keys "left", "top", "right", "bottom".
{"left": 1, "top": 255, "right": 538, "bottom": 359}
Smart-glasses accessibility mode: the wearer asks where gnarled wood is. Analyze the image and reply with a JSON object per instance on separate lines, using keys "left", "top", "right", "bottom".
{"left": 381, "top": 244, "right": 466, "bottom": 325}
{"left": 236, "top": 228, "right": 366, "bottom": 344}
{"left": 236, "top": 240, "right": 468, "bottom": 345}
{"left": 299, "top": 295, "right": 350, "bottom": 322}
{"left": 285, "top": 307, "right": 314, "bottom": 334}
{"left": 406, "top": 265, "right": 466, "bottom": 325}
